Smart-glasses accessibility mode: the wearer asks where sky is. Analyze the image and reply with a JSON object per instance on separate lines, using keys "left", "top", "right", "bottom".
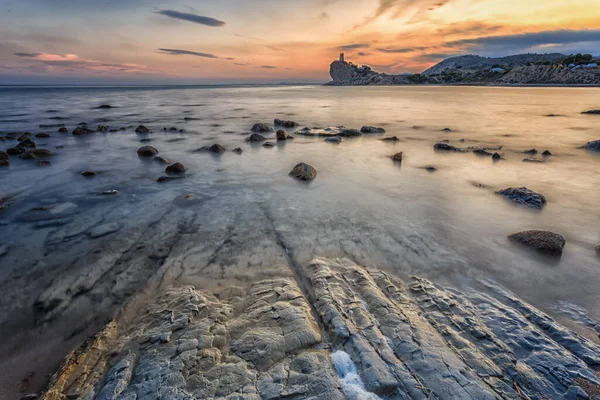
{"left": 0, "top": 0, "right": 599, "bottom": 84}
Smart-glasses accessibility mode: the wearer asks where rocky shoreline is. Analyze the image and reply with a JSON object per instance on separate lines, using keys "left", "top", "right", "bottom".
{"left": 41, "top": 258, "right": 600, "bottom": 399}
{"left": 2, "top": 98, "right": 600, "bottom": 399}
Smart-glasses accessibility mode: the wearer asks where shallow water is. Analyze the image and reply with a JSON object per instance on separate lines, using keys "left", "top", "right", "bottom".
{"left": 1, "top": 84, "right": 600, "bottom": 395}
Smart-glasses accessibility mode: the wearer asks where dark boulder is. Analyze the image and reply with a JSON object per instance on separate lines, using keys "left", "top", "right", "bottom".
{"left": 542, "top": 150, "right": 552, "bottom": 157}
{"left": 0, "top": 151, "right": 8, "bottom": 161}
{"left": 276, "top": 130, "right": 293, "bottom": 141}
{"left": 232, "top": 148, "right": 243, "bottom": 154}
{"left": 495, "top": 187, "right": 546, "bottom": 209}
{"left": 72, "top": 127, "right": 95, "bottom": 136}
{"left": 246, "top": 133, "right": 267, "bottom": 142}
{"left": 16, "top": 139, "right": 36, "bottom": 149}
{"left": 0, "top": 160, "right": 9, "bottom": 167}
{"left": 391, "top": 152, "right": 403, "bottom": 163}
{"left": 97, "top": 125, "right": 109, "bottom": 132}
{"left": 6, "top": 148, "right": 22, "bottom": 156}
{"left": 339, "top": 128, "right": 362, "bottom": 137}
{"left": 81, "top": 171, "right": 97, "bottom": 177}
{"left": 441, "top": 128, "right": 452, "bottom": 132}
{"left": 135, "top": 125, "right": 150, "bottom": 134}
{"left": 58, "top": 127, "right": 68, "bottom": 133}
{"left": 35, "top": 133, "right": 50, "bottom": 138}
{"left": 492, "top": 152, "right": 502, "bottom": 161}
{"left": 137, "top": 146, "right": 158, "bottom": 157}
{"left": 380, "top": 136, "right": 400, "bottom": 142}
{"left": 17, "top": 133, "right": 31, "bottom": 142}
{"left": 425, "top": 166, "right": 437, "bottom": 172}
{"left": 361, "top": 126, "right": 385, "bottom": 134}
{"left": 582, "top": 139, "right": 600, "bottom": 151}
{"left": 198, "top": 144, "right": 226, "bottom": 153}
{"left": 508, "top": 230, "right": 565, "bottom": 256}
{"left": 581, "top": 109, "right": 600, "bottom": 114}
{"left": 166, "top": 163, "right": 186, "bottom": 175}
{"left": 325, "top": 137, "right": 342, "bottom": 144}
{"left": 262, "top": 141, "right": 276, "bottom": 148}
{"left": 251, "top": 123, "right": 272, "bottom": 133}
{"left": 274, "top": 119, "right": 299, "bottom": 128}
{"left": 97, "top": 104, "right": 113, "bottom": 109}
{"left": 289, "top": 163, "right": 317, "bottom": 181}
{"left": 36, "top": 160, "right": 51, "bottom": 167}
{"left": 28, "top": 149, "right": 53, "bottom": 158}
{"left": 523, "top": 149, "right": 538, "bottom": 155}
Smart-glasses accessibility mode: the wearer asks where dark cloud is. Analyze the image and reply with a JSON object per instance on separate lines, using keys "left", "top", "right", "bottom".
{"left": 15, "top": 52, "right": 41, "bottom": 58}
{"left": 377, "top": 46, "right": 427, "bottom": 53}
{"left": 337, "top": 43, "right": 370, "bottom": 51}
{"left": 357, "top": 52, "right": 369, "bottom": 56}
{"left": 446, "top": 29, "right": 600, "bottom": 52}
{"left": 258, "top": 65, "right": 277, "bottom": 69}
{"left": 157, "top": 48, "right": 220, "bottom": 58}
{"left": 154, "top": 10, "right": 225, "bottom": 27}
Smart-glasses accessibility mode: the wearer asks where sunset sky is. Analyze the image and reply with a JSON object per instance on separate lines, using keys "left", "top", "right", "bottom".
{"left": 1, "top": 0, "right": 599, "bottom": 84}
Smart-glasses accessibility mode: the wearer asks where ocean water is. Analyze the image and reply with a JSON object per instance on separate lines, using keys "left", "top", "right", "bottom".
{"left": 0, "top": 84, "right": 599, "bottom": 395}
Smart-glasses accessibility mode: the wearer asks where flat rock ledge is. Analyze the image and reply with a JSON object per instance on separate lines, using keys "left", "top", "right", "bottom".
{"left": 508, "top": 230, "right": 566, "bottom": 256}
{"left": 495, "top": 187, "right": 547, "bottom": 209}
{"left": 41, "top": 258, "right": 600, "bottom": 400}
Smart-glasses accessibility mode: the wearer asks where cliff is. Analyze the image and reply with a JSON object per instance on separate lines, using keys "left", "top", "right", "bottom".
{"left": 328, "top": 53, "right": 600, "bottom": 85}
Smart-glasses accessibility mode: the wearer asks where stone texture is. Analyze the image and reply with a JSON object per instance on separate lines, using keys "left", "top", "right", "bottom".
{"left": 582, "top": 139, "right": 600, "bottom": 151}
{"left": 251, "top": 123, "right": 272, "bottom": 133}
{"left": 360, "top": 126, "right": 385, "bottom": 134}
{"left": 495, "top": 187, "right": 547, "bottom": 209}
{"left": 137, "top": 146, "right": 158, "bottom": 157}
{"left": 508, "top": 230, "right": 566, "bottom": 256}
{"left": 289, "top": 163, "right": 317, "bottom": 181}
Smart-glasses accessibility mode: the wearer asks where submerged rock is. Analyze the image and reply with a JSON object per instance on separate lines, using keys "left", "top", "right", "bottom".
{"left": 380, "top": 136, "right": 400, "bottom": 142}
{"left": 135, "top": 125, "right": 150, "bottom": 134}
{"left": 276, "top": 130, "right": 293, "bottom": 141}
{"left": 97, "top": 125, "right": 109, "bottom": 132}
{"left": 492, "top": 152, "right": 503, "bottom": 161}
{"left": 496, "top": 187, "right": 547, "bottom": 209}
{"left": 542, "top": 150, "right": 552, "bottom": 157}
{"left": 289, "top": 163, "right": 317, "bottom": 181}
{"left": 582, "top": 139, "right": 600, "bottom": 151}
{"left": 433, "top": 143, "right": 465, "bottom": 152}
{"left": 425, "top": 166, "right": 437, "bottom": 172}
{"left": 81, "top": 171, "right": 97, "bottom": 177}
{"left": 28, "top": 149, "right": 53, "bottom": 158}
{"left": 165, "top": 163, "right": 186, "bottom": 175}
{"left": 36, "top": 160, "right": 51, "bottom": 167}
{"left": 137, "top": 146, "right": 158, "bottom": 157}
{"left": 360, "top": 126, "right": 385, "bottom": 134}
{"left": 97, "top": 104, "right": 113, "bottom": 109}
{"left": 262, "top": 141, "right": 276, "bottom": 148}
{"left": 35, "top": 133, "right": 50, "bottom": 138}
{"left": 251, "top": 123, "right": 272, "bottom": 132}
{"left": 72, "top": 127, "right": 94, "bottom": 136}
{"left": 324, "top": 136, "right": 342, "bottom": 144}
{"left": 508, "top": 230, "right": 566, "bottom": 256}
{"left": 391, "top": 152, "right": 403, "bottom": 162}
{"left": 232, "top": 147, "right": 243, "bottom": 154}
{"left": 87, "top": 222, "right": 121, "bottom": 239}
{"left": 6, "top": 148, "right": 22, "bottom": 156}
{"left": 274, "top": 119, "right": 299, "bottom": 128}
{"left": 58, "top": 127, "right": 68, "bottom": 133}
{"left": 246, "top": 133, "right": 267, "bottom": 142}
{"left": 473, "top": 149, "right": 494, "bottom": 156}
{"left": 0, "top": 151, "right": 8, "bottom": 161}
{"left": 523, "top": 149, "right": 538, "bottom": 155}
{"left": 153, "top": 156, "right": 169, "bottom": 164}
{"left": 157, "top": 175, "right": 184, "bottom": 183}
{"left": 16, "top": 139, "right": 36, "bottom": 149}
{"left": 295, "top": 126, "right": 362, "bottom": 138}
{"left": 198, "top": 144, "right": 226, "bottom": 153}
{"left": 582, "top": 109, "right": 600, "bottom": 114}
{"left": 0, "top": 160, "right": 9, "bottom": 167}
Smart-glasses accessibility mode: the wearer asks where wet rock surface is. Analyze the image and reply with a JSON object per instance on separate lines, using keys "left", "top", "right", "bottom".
{"left": 198, "top": 144, "right": 226, "bottom": 153}
{"left": 496, "top": 187, "right": 547, "bottom": 209}
{"left": 251, "top": 123, "right": 272, "bottom": 133}
{"left": 41, "top": 258, "right": 600, "bottom": 400}
{"left": 360, "top": 126, "right": 386, "bottom": 134}
{"left": 166, "top": 163, "right": 186, "bottom": 175}
{"left": 583, "top": 139, "right": 600, "bottom": 151}
{"left": 246, "top": 133, "right": 267, "bottom": 142}
{"left": 137, "top": 146, "right": 158, "bottom": 157}
{"left": 433, "top": 142, "right": 466, "bottom": 152}
{"left": 289, "top": 163, "right": 317, "bottom": 181}
{"left": 295, "top": 126, "right": 362, "bottom": 138}
{"left": 508, "top": 230, "right": 566, "bottom": 256}
{"left": 274, "top": 119, "right": 299, "bottom": 128}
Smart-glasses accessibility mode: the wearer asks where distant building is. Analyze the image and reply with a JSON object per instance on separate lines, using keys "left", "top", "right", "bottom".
{"left": 339, "top": 53, "right": 345, "bottom": 62}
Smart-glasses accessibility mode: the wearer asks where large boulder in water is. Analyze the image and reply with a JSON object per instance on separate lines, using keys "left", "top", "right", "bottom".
{"left": 582, "top": 139, "right": 600, "bottom": 151}
{"left": 276, "top": 130, "right": 293, "bottom": 141}
{"left": 434, "top": 143, "right": 465, "bottom": 152}
{"left": 289, "top": 163, "right": 317, "bottom": 181}
{"left": 72, "top": 127, "right": 94, "bottom": 136}
{"left": 198, "top": 144, "right": 226, "bottom": 153}
{"left": 361, "top": 126, "right": 385, "bottom": 134}
{"left": 508, "top": 230, "right": 565, "bottom": 256}
{"left": 246, "top": 133, "right": 267, "bottom": 142}
{"left": 251, "top": 123, "right": 272, "bottom": 133}
{"left": 137, "top": 146, "right": 158, "bottom": 157}
{"left": 166, "top": 163, "right": 186, "bottom": 175}
{"left": 495, "top": 187, "right": 546, "bottom": 209}
{"left": 581, "top": 109, "right": 600, "bottom": 115}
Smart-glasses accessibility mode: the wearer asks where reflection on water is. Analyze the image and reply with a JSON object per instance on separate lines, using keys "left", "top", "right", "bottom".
{"left": 0, "top": 84, "right": 600, "bottom": 392}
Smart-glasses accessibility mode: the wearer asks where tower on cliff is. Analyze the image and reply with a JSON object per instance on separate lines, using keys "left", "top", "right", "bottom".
{"left": 339, "top": 53, "right": 345, "bottom": 62}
